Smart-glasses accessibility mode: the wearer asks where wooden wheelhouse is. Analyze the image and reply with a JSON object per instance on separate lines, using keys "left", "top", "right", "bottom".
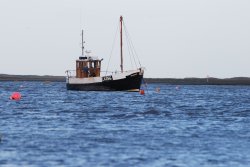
{"left": 76, "top": 56, "right": 102, "bottom": 78}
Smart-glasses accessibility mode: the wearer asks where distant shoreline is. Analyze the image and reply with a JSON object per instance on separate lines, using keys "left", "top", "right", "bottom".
{"left": 0, "top": 74, "right": 65, "bottom": 82}
{"left": 1, "top": 74, "right": 250, "bottom": 85}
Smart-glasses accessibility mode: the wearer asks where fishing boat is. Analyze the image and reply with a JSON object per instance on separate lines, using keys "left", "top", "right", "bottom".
{"left": 66, "top": 16, "right": 144, "bottom": 91}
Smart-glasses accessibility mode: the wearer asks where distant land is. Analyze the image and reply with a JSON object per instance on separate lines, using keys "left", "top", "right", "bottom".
{"left": 0, "top": 74, "right": 65, "bottom": 82}
{"left": 1, "top": 74, "right": 250, "bottom": 85}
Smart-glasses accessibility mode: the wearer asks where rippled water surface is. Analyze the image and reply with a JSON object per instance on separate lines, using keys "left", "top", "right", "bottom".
{"left": 1, "top": 82, "right": 250, "bottom": 167}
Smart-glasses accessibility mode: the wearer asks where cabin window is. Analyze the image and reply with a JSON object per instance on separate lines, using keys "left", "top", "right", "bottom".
{"left": 77, "top": 62, "right": 80, "bottom": 68}
{"left": 89, "top": 62, "right": 94, "bottom": 68}
{"left": 94, "top": 61, "right": 98, "bottom": 68}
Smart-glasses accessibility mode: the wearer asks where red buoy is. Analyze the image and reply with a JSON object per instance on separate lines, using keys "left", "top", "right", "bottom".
{"left": 10, "top": 92, "right": 21, "bottom": 100}
{"left": 140, "top": 89, "right": 145, "bottom": 95}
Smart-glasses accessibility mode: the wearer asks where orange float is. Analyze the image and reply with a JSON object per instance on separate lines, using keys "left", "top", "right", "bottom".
{"left": 10, "top": 92, "right": 21, "bottom": 100}
{"left": 139, "top": 89, "right": 145, "bottom": 95}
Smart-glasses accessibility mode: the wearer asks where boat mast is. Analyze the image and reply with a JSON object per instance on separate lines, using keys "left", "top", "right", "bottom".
{"left": 81, "top": 30, "right": 85, "bottom": 57}
{"left": 120, "top": 16, "right": 123, "bottom": 73}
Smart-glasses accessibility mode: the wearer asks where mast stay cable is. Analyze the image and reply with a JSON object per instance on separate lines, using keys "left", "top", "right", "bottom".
{"left": 123, "top": 21, "right": 142, "bottom": 68}
{"left": 105, "top": 21, "right": 119, "bottom": 76}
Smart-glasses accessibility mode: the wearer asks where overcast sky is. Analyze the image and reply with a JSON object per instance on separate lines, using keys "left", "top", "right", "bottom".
{"left": 0, "top": 0, "right": 249, "bottom": 78}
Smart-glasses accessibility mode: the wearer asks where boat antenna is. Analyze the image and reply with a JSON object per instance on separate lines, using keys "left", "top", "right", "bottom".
{"left": 81, "top": 30, "right": 85, "bottom": 57}
{"left": 120, "top": 16, "right": 123, "bottom": 73}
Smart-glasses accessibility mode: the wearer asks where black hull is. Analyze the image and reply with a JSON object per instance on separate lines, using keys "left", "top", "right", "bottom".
{"left": 67, "top": 72, "right": 143, "bottom": 91}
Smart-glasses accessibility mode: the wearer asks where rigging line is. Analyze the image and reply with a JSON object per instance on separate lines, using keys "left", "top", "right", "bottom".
{"left": 122, "top": 22, "right": 136, "bottom": 68}
{"left": 123, "top": 21, "right": 142, "bottom": 67}
{"left": 124, "top": 25, "right": 141, "bottom": 68}
{"left": 124, "top": 26, "right": 138, "bottom": 69}
{"left": 105, "top": 21, "right": 119, "bottom": 76}
{"left": 123, "top": 22, "right": 138, "bottom": 69}
{"left": 124, "top": 26, "right": 136, "bottom": 69}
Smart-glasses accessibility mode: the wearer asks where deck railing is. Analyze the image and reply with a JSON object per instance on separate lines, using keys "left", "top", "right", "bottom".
{"left": 66, "top": 69, "right": 140, "bottom": 78}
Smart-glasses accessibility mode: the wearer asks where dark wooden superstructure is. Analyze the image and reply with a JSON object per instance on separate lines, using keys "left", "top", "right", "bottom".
{"left": 76, "top": 57, "right": 102, "bottom": 78}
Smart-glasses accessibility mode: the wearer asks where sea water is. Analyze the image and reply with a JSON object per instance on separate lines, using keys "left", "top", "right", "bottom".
{"left": 0, "top": 82, "right": 250, "bottom": 167}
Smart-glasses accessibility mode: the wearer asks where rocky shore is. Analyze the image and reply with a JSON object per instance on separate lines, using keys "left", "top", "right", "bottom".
{"left": 1, "top": 74, "right": 250, "bottom": 85}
